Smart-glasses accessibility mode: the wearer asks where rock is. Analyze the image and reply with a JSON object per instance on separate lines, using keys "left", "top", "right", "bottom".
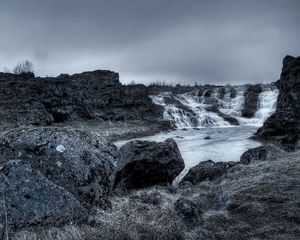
{"left": 240, "top": 145, "right": 282, "bottom": 164}
{"left": 181, "top": 160, "right": 237, "bottom": 184}
{"left": 254, "top": 56, "right": 300, "bottom": 151}
{"left": 205, "top": 105, "right": 239, "bottom": 125}
{"left": 174, "top": 198, "right": 203, "bottom": 224}
{"left": 242, "top": 84, "right": 262, "bottom": 118}
{"left": 0, "top": 70, "right": 164, "bottom": 126}
{"left": 0, "top": 160, "right": 88, "bottom": 229}
{"left": 0, "top": 127, "right": 117, "bottom": 208}
{"left": 203, "top": 97, "right": 219, "bottom": 105}
{"left": 204, "top": 136, "right": 211, "bottom": 140}
{"left": 114, "top": 138, "right": 185, "bottom": 190}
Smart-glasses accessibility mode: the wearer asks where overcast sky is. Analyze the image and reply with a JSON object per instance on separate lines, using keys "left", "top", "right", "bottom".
{"left": 0, "top": 0, "right": 299, "bottom": 84}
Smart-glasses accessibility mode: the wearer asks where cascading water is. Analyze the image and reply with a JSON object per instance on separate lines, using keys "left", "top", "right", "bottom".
{"left": 254, "top": 88, "right": 279, "bottom": 122}
{"left": 151, "top": 85, "right": 279, "bottom": 129}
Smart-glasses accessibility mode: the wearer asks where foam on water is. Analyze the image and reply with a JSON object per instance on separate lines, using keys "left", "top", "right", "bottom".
{"left": 151, "top": 86, "right": 278, "bottom": 128}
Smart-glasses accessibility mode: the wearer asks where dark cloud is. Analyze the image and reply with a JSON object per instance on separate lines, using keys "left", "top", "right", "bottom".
{"left": 0, "top": 0, "right": 299, "bottom": 84}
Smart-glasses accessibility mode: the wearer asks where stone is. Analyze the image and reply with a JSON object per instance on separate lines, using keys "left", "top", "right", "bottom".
{"left": 114, "top": 138, "right": 185, "bottom": 190}
{"left": 242, "top": 84, "right": 262, "bottom": 118}
{"left": 0, "top": 160, "right": 88, "bottom": 229}
{"left": 240, "top": 145, "right": 282, "bottom": 164}
{"left": 174, "top": 198, "right": 203, "bottom": 224}
{"left": 0, "top": 127, "right": 117, "bottom": 208}
{"left": 181, "top": 160, "right": 237, "bottom": 184}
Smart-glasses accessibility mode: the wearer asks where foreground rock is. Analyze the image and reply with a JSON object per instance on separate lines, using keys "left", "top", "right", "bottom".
{"left": 114, "top": 138, "right": 185, "bottom": 190}
{"left": 0, "top": 127, "right": 117, "bottom": 208}
{"left": 0, "top": 160, "right": 88, "bottom": 229}
{"left": 240, "top": 145, "right": 282, "bottom": 164}
{"left": 254, "top": 55, "right": 300, "bottom": 151}
{"left": 181, "top": 160, "right": 237, "bottom": 185}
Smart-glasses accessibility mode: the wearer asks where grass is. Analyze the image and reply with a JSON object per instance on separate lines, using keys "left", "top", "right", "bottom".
{"left": 10, "top": 152, "right": 300, "bottom": 240}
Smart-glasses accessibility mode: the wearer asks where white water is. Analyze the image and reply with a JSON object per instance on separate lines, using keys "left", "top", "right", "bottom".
{"left": 114, "top": 127, "right": 262, "bottom": 181}
{"left": 115, "top": 85, "right": 279, "bottom": 180}
{"left": 151, "top": 86, "right": 278, "bottom": 128}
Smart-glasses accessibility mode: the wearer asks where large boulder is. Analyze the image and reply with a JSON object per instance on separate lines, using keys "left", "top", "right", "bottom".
{"left": 240, "top": 145, "right": 282, "bottom": 164}
{"left": 0, "top": 160, "right": 88, "bottom": 229}
{"left": 254, "top": 56, "right": 300, "bottom": 151}
{"left": 114, "top": 138, "right": 185, "bottom": 190}
{"left": 0, "top": 127, "right": 117, "bottom": 208}
{"left": 181, "top": 160, "right": 237, "bottom": 185}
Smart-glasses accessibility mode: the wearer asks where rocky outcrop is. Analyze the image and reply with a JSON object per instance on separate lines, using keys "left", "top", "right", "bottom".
{"left": 240, "top": 145, "right": 282, "bottom": 164}
{"left": 181, "top": 160, "right": 237, "bottom": 185}
{"left": 0, "top": 160, "right": 88, "bottom": 229}
{"left": 0, "top": 71, "right": 164, "bottom": 126}
{"left": 0, "top": 127, "right": 117, "bottom": 208}
{"left": 114, "top": 138, "right": 185, "bottom": 190}
{"left": 254, "top": 56, "right": 300, "bottom": 150}
{"left": 241, "top": 84, "right": 262, "bottom": 118}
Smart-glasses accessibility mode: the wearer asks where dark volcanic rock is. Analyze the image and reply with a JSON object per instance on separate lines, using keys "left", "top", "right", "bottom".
{"left": 0, "top": 70, "right": 164, "bottom": 126}
{"left": 240, "top": 145, "right": 282, "bottom": 164}
{"left": 181, "top": 160, "right": 237, "bottom": 185}
{"left": 0, "top": 160, "right": 88, "bottom": 229}
{"left": 0, "top": 127, "right": 117, "bottom": 208}
{"left": 254, "top": 56, "right": 300, "bottom": 151}
{"left": 114, "top": 138, "right": 185, "bottom": 190}
{"left": 242, "top": 84, "right": 262, "bottom": 118}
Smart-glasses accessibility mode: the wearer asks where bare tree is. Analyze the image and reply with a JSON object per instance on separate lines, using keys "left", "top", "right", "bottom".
{"left": 13, "top": 60, "right": 34, "bottom": 74}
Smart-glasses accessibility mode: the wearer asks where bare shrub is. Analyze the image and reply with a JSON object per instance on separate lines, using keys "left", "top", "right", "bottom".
{"left": 13, "top": 60, "right": 34, "bottom": 75}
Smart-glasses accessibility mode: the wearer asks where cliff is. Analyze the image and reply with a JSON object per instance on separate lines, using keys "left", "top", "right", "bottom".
{"left": 0, "top": 70, "right": 164, "bottom": 126}
{"left": 254, "top": 55, "right": 300, "bottom": 150}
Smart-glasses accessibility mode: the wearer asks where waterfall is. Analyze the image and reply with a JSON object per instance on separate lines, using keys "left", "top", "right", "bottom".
{"left": 151, "top": 85, "right": 279, "bottom": 129}
{"left": 254, "top": 88, "right": 279, "bottom": 122}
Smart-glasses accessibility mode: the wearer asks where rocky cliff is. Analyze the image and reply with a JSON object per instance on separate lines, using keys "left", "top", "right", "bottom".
{"left": 254, "top": 55, "right": 300, "bottom": 150}
{"left": 0, "top": 70, "right": 163, "bottom": 127}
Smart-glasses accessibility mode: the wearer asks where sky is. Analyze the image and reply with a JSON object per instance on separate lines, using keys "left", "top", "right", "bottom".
{"left": 0, "top": 0, "right": 299, "bottom": 85}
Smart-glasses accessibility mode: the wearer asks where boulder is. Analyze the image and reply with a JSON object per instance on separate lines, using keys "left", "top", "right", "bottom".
{"left": 181, "top": 160, "right": 237, "bottom": 185}
{"left": 114, "top": 138, "right": 185, "bottom": 190}
{"left": 0, "top": 127, "right": 117, "bottom": 208}
{"left": 254, "top": 56, "right": 300, "bottom": 151}
{"left": 240, "top": 145, "right": 282, "bottom": 164}
{"left": 0, "top": 160, "right": 88, "bottom": 229}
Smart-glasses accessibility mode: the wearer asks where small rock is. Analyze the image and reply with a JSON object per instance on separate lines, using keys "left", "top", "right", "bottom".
{"left": 240, "top": 145, "right": 281, "bottom": 164}
{"left": 181, "top": 160, "right": 237, "bottom": 185}
{"left": 174, "top": 198, "right": 203, "bottom": 224}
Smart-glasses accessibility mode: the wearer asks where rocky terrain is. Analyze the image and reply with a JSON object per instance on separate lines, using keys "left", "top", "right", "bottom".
{"left": 254, "top": 55, "right": 300, "bottom": 151}
{"left": 0, "top": 55, "right": 299, "bottom": 240}
{"left": 0, "top": 70, "right": 165, "bottom": 130}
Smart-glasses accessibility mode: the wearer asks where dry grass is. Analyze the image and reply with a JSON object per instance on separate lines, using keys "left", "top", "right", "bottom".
{"left": 10, "top": 153, "right": 300, "bottom": 240}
